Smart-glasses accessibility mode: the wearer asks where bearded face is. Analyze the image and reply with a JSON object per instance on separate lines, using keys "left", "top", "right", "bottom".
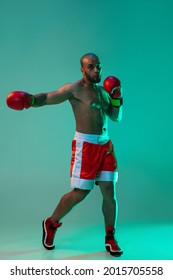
{"left": 81, "top": 55, "right": 102, "bottom": 84}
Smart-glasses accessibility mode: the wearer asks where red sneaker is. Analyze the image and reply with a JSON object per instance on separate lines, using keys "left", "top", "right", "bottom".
{"left": 42, "top": 218, "right": 62, "bottom": 250}
{"left": 105, "top": 226, "right": 123, "bottom": 256}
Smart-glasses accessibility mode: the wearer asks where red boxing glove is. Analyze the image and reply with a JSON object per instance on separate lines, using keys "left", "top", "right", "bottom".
{"left": 6, "top": 91, "right": 35, "bottom": 110}
{"left": 103, "top": 76, "right": 123, "bottom": 107}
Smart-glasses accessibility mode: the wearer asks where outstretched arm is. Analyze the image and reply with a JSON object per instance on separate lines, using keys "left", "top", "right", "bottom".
{"left": 33, "top": 83, "right": 73, "bottom": 107}
{"left": 6, "top": 83, "right": 73, "bottom": 111}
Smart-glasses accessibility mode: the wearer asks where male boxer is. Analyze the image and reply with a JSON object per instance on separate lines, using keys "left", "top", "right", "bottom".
{"left": 6, "top": 53, "right": 123, "bottom": 256}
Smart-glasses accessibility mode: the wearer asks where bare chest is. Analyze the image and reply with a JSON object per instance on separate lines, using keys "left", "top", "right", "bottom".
{"left": 74, "top": 86, "right": 102, "bottom": 107}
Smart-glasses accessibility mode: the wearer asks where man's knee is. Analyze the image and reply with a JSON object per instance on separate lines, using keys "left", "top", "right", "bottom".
{"left": 99, "top": 181, "right": 116, "bottom": 199}
{"left": 73, "top": 188, "right": 91, "bottom": 203}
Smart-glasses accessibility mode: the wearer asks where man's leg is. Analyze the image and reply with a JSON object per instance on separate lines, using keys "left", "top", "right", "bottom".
{"left": 99, "top": 181, "right": 123, "bottom": 256}
{"left": 51, "top": 188, "right": 91, "bottom": 222}
{"left": 99, "top": 181, "right": 117, "bottom": 228}
{"left": 42, "top": 188, "right": 90, "bottom": 250}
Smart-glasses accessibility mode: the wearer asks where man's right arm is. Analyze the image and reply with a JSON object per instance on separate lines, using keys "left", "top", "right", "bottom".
{"left": 6, "top": 83, "right": 73, "bottom": 111}
{"left": 33, "top": 83, "right": 73, "bottom": 107}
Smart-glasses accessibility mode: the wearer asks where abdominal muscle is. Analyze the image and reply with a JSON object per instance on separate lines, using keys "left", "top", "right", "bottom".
{"left": 72, "top": 104, "right": 108, "bottom": 135}
{"left": 69, "top": 83, "right": 109, "bottom": 135}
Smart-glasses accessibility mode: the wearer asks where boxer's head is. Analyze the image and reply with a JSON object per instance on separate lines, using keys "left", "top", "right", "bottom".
{"left": 80, "top": 53, "right": 102, "bottom": 84}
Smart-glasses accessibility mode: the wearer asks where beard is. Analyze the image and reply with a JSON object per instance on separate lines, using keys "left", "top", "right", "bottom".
{"left": 85, "top": 73, "right": 101, "bottom": 84}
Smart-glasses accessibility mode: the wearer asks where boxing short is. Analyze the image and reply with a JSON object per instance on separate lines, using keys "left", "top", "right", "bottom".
{"left": 70, "top": 131, "right": 118, "bottom": 190}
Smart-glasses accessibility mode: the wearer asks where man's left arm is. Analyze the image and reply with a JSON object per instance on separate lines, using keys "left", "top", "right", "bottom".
{"left": 106, "top": 94, "right": 123, "bottom": 122}
{"left": 101, "top": 76, "right": 123, "bottom": 122}
{"left": 100, "top": 87, "right": 123, "bottom": 122}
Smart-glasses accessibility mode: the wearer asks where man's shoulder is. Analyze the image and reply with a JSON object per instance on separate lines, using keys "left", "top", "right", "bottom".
{"left": 72, "top": 79, "right": 84, "bottom": 89}
{"left": 98, "top": 84, "right": 103, "bottom": 91}
{"left": 64, "top": 80, "right": 83, "bottom": 102}
{"left": 98, "top": 84, "right": 110, "bottom": 103}
{"left": 98, "top": 84, "right": 108, "bottom": 95}
{"left": 64, "top": 79, "right": 82, "bottom": 91}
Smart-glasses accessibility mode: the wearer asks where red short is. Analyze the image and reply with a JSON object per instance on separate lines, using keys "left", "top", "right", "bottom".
{"left": 70, "top": 132, "right": 118, "bottom": 190}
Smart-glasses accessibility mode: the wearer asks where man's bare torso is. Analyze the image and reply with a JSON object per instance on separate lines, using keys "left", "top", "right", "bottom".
{"left": 69, "top": 79, "right": 110, "bottom": 135}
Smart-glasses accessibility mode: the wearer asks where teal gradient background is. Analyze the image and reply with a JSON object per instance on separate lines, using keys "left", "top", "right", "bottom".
{"left": 0, "top": 0, "right": 173, "bottom": 232}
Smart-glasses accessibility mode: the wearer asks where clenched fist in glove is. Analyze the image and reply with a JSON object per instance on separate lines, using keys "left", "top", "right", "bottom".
{"left": 103, "top": 76, "right": 123, "bottom": 108}
{"left": 6, "top": 91, "right": 35, "bottom": 110}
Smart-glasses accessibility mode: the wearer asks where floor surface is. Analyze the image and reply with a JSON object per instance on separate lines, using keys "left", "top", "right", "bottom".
{"left": 0, "top": 222, "right": 172, "bottom": 260}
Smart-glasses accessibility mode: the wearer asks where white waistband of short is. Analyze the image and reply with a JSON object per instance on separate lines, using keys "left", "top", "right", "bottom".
{"left": 74, "top": 131, "right": 110, "bottom": 144}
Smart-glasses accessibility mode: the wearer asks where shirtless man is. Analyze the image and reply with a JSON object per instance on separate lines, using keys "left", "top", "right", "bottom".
{"left": 6, "top": 53, "right": 123, "bottom": 256}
